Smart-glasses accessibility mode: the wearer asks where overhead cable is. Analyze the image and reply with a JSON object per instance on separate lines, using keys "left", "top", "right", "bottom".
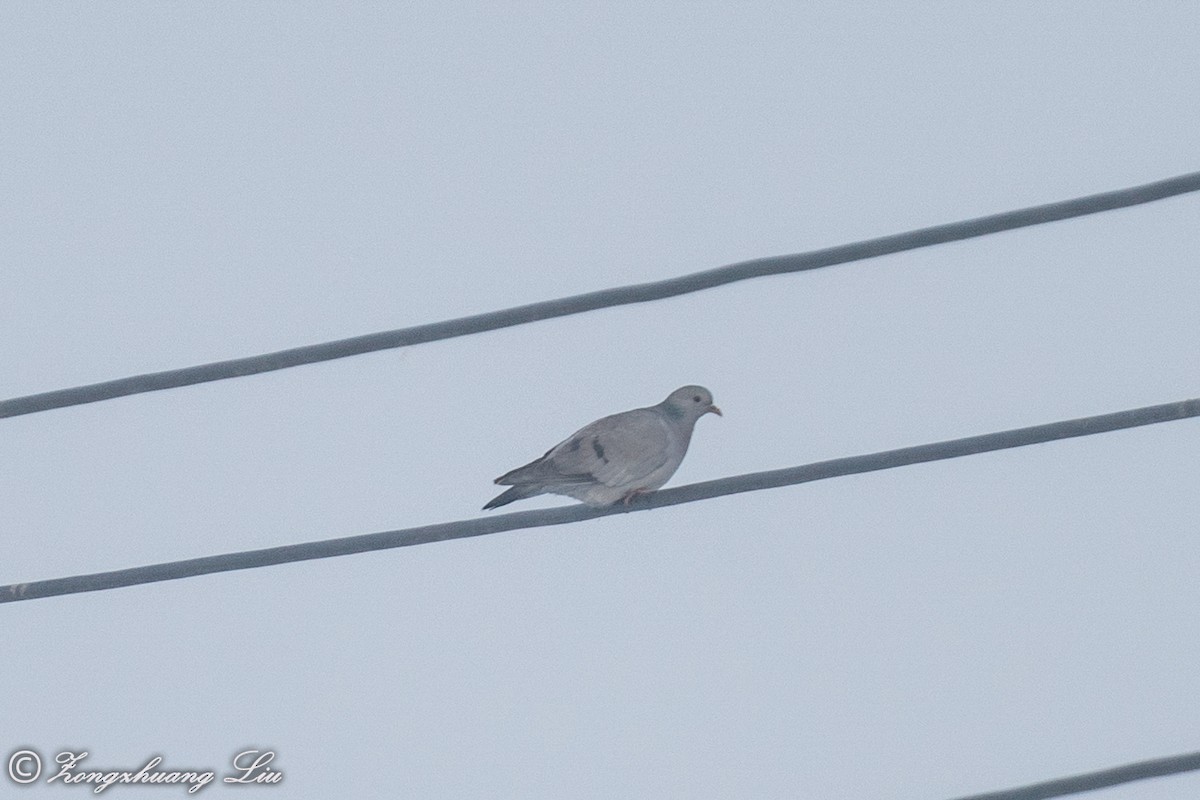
{"left": 4, "top": 171, "right": 1199, "bottom": 419}
{"left": 4, "top": 396, "right": 1195, "bottom": 603}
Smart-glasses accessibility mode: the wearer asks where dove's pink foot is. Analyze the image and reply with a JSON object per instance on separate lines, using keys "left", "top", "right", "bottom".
{"left": 621, "top": 488, "right": 651, "bottom": 506}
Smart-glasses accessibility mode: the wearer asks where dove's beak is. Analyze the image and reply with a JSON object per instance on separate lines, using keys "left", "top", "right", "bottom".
{"left": 708, "top": 405, "right": 722, "bottom": 417}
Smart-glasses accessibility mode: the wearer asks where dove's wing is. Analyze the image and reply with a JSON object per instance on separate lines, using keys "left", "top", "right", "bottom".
{"left": 548, "top": 408, "right": 673, "bottom": 488}
{"left": 496, "top": 408, "right": 672, "bottom": 490}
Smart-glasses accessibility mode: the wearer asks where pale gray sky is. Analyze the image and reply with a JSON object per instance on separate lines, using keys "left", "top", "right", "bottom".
{"left": 3, "top": 3, "right": 1199, "bottom": 798}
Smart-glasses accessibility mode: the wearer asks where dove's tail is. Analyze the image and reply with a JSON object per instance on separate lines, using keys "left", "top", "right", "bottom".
{"left": 483, "top": 485, "right": 539, "bottom": 511}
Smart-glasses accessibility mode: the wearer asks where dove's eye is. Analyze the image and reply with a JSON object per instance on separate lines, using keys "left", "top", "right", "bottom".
{"left": 692, "top": 395, "right": 702, "bottom": 403}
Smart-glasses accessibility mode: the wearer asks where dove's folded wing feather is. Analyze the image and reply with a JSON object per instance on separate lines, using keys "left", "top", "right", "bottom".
{"left": 496, "top": 408, "right": 671, "bottom": 489}
{"left": 543, "top": 409, "right": 672, "bottom": 488}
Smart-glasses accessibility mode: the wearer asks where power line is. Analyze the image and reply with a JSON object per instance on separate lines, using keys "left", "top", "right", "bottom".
{"left": 4, "top": 396, "right": 1195, "bottom": 604}
{"left": 945, "top": 750, "right": 1200, "bottom": 800}
{"left": 4, "top": 171, "right": 1199, "bottom": 420}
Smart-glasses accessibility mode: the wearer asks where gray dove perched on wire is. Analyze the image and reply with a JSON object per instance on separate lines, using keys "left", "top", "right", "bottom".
{"left": 483, "top": 385, "right": 721, "bottom": 510}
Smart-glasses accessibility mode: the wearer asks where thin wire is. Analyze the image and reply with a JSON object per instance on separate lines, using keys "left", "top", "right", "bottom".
{"left": 945, "top": 750, "right": 1200, "bottom": 800}
{"left": 4, "top": 170, "right": 1199, "bottom": 419}
{"left": 3, "top": 396, "right": 1196, "bottom": 603}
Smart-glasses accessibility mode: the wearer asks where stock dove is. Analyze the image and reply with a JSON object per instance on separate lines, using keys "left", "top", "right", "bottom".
{"left": 483, "top": 385, "right": 721, "bottom": 510}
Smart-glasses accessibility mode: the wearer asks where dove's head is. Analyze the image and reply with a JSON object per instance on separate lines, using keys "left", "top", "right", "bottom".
{"left": 662, "top": 385, "right": 722, "bottom": 422}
